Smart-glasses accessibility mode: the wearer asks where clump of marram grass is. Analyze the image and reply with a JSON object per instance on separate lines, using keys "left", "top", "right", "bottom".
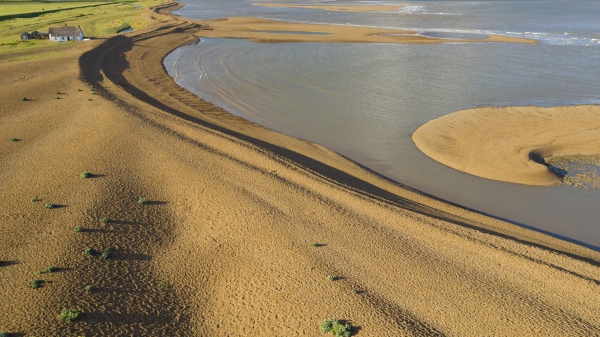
{"left": 9, "top": 138, "right": 18, "bottom": 142}
{"left": 30, "top": 279, "right": 44, "bottom": 289}
{"left": 31, "top": 197, "right": 39, "bottom": 202}
{"left": 84, "top": 247, "right": 97, "bottom": 256}
{"left": 21, "top": 97, "right": 27, "bottom": 101}
{"left": 57, "top": 308, "right": 80, "bottom": 322}
{"left": 85, "top": 285, "right": 94, "bottom": 293}
{"left": 79, "top": 172, "right": 92, "bottom": 178}
{"left": 137, "top": 197, "right": 148, "bottom": 205}
{"left": 310, "top": 242, "right": 321, "bottom": 247}
{"left": 100, "top": 247, "right": 113, "bottom": 260}
{"left": 38, "top": 266, "right": 56, "bottom": 274}
{"left": 327, "top": 275, "right": 339, "bottom": 281}
{"left": 320, "top": 319, "right": 351, "bottom": 337}
{"left": 74, "top": 226, "right": 83, "bottom": 232}
{"left": 0, "top": 331, "right": 9, "bottom": 337}
{"left": 101, "top": 217, "right": 110, "bottom": 224}
{"left": 44, "top": 202, "right": 56, "bottom": 209}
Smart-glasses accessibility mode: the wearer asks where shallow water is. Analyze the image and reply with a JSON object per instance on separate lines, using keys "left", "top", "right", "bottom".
{"left": 167, "top": 0, "right": 600, "bottom": 249}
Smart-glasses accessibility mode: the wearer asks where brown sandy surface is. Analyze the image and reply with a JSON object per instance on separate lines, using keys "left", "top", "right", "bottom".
{"left": 1, "top": 2, "right": 600, "bottom": 336}
{"left": 195, "top": 17, "right": 537, "bottom": 44}
{"left": 254, "top": 3, "right": 405, "bottom": 13}
{"left": 412, "top": 105, "right": 600, "bottom": 186}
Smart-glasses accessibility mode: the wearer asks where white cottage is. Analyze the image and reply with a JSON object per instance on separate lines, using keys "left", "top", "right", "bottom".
{"left": 48, "top": 25, "right": 83, "bottom": 42}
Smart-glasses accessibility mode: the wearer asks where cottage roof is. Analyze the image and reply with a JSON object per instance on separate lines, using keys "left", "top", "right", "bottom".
{"left": 48, "top": 26, "right": 81, "bottom": 36}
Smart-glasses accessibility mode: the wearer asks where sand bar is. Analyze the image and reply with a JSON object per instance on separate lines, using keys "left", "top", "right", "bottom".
{"left": 0, "top": 1, "right": 598, "bottom": 335}
{"left": 412, "top": 105, "right": 600, "bottom": 186}
{"left": 196, "top": 16, "right": 537, "bottom": 44}
{"left": 254, "top": 3, "right": 405, "bottom": 13}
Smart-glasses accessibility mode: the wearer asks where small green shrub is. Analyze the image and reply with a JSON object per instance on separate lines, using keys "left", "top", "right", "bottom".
{"left": 310, "top": 242, "right": 320, "bottom": 247}
{"left": 87, "top": 98, "right": 92, "bottom": 101}
{"left": 320, "top": 319, "right": 351, "bottom": 337}
{"left": 73, "top": 226, "right": 83, "bottom": 232}
{"left": 84, "top": 247, "right": 96, "bottom": 256}
{"left": 77, "top": 89, "right": 83, "bottom": 92}
{"left": 84, "top": 285, "right": 93, "bottom": 293}
{"left": 79, "top": 172, "right": 92, "bottom": 178}
{"left": 57, "top": 308, "right": 80, "bottom": 322}
{"left": 44, "top": 203, "right": 56, "bottom": 209}
{"left": 54, "top": 96, "right": 60, "bottom": 100}
{"left": 158, "top": 280, "right": 172, "bottom": 290}
{"left": 55, "top": 92, "right": 62, "bottom": 95}
{"left": 91, "top": 91, "right": 96, "bottom": 95}
{"left": 351, "top": 288, "right": 359, "bottom": 295}
{"left": 38, "top": 266, "right": 56, "bottom": 274}
{"left": 30, "top": 198, "right": 39, "bottom": 202}
{"left": 137, "top": 197, "right": 147, "bottom": 205}
{"left": 21, "top": 97, "right": 27, "bottom": 101}
{"left": 327, "top": 275, "right": 338, "bottom": 281}
{"left": 0, "top": 331, "right": 9, "bottom": 337}
{"left": 100, "top": 251, "right": 111, "bottom": 260}
{"left": 101, "top": 217, "right": 110, "bottom": 224}
{"left": 30, "top": 279, "right": 44, "bottom": 289}
{"left": 9, "top": 138, "right": 18, "bottom": 142}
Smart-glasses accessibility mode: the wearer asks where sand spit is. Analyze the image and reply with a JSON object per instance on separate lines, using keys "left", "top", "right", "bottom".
{"left": 195, "top": 17, "right": 537, "bottom": 44}
{"left": 254, "top": 3, "right": 405, "bottom": 13}
{"left": 412, "top": 105, "right": 600, "bottom": 186}
{"left": 1, "top": 1, "right": 599, "bottom": 336}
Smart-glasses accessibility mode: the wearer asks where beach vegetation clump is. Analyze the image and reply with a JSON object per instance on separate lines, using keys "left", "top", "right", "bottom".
{"left": 84, "top": 285, "right": 93, "bottom": 293}
{"left": 84, "top": 247, "right": 96, "bottom": 256}
{"left": 31, "top": 197, "right": 39, "bottom": 202}
{"left": 310, "top": 242, "right": 321, "bottom": 247}
{"left": 9, "top": 138, "right": 18, "bottom": 142}
{"left": 320, "top": 319, "right": 351, "bottom": 337}
{"left": 57, "top": 308, "right": 80, "bottom": 322}
{"left": 0, "top": 331, "right": 9, "bottom": 337}
{"left": 38, "top": 266, "right": 56, "bottom": 274}
{"left": 20, "top": 97, "right": 27, "bottom": 101}
{"left": 327, "top": 275, "right": 339, "bottom": 281}
{"left": 80, "top": 171, "right": 92, "bottom": 178}
{"left": 137, "top": 197, "right": 147, "bottom": 205}
{"left": 101, "top": 217, "right": 110, "bottom": 224}
{"left": 100, "top": 247, "right": 113, "bottom": 260}
{"left": 30, "top": 279, "right": 44, "bottom": 289}
{"left": 44, "top": 202, "right": 56, "bottom": 209}
{"left": 74, "top": 226, "right": 83, "bottom": 232}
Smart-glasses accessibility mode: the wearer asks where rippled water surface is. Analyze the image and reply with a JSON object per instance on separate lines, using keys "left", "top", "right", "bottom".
{"left": 167, "top": 0, "right": 600, "bottom": 248}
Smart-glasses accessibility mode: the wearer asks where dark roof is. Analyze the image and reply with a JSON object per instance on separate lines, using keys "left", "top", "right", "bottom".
{"left": 48, "top": 26, "right": 81, "bottom": 36}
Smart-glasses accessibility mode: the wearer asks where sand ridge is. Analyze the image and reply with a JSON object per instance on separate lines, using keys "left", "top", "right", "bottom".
{"left": 412, "top": 105, "right": 600, "bottom": 186}
{"left": 253, "top": 3, "right": 406, "bottom": 13}
{"left": 0, "top": 1, "right": 599, "bottom": 336}
{"left": 194, "top": 16, "right": 537, "bottom": 44}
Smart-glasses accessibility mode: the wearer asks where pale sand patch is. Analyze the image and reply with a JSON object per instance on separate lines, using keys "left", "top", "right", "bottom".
{"left": 254, "top": 3, "right": 405, "bottom": 13}
{"left": 197, "top": 17, "right": 537, "bottom": 44}
{"left": 412, "top": 105, "right": 600, "bottom": 186}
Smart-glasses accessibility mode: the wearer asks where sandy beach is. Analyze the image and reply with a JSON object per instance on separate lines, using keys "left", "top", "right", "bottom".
{"left": 253, "top": 3, "right": 406, "bottom": 13}
{"left": 193, "top": 16, "right": 537, "bottom": 44}
{"left": 1, "top": 2, "right": 599, "bottom": 336}
{"left": 412, "top": 105, "right": 600, "bottom": 186}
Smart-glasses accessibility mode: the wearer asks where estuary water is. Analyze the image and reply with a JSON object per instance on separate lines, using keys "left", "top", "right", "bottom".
{"left": 166, "top": 0, "right": 600, "bottom": 249}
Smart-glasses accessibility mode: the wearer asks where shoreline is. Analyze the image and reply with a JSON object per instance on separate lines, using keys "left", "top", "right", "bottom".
{"left": 2, "top": 1, "right": 600, "bottom": 335}
{"left": 135, "top": 3, "right": 591, "bottom": 257}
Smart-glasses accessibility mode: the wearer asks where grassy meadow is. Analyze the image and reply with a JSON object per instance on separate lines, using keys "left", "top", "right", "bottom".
{"left": 0, "top": 0, "right": 163, "bottom": 51}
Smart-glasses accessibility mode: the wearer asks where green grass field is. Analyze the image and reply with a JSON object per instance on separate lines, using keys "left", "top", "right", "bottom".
{"left": 0, "top": 0, "right": 163, "bottom": 49}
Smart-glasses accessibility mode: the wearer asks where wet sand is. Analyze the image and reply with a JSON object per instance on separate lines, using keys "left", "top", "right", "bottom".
{"left": 253, "top": 3, "right": 405, "bottom": 13}
{"left": 1, "top": 2, "right": 599, "bottom": 335}
{"left": 412, "top": 105, "right": 600, "bottom": 186}
{"left": 195, "top": 16, "right": 537, "bottom": 44}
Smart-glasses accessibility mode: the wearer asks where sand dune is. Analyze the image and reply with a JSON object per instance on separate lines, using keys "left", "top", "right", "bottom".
{"left": 412, "top": 105, "right": 600, "bottom": 186}
{"left": 1, "top": 2, "right": 599, "bottom": 336}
